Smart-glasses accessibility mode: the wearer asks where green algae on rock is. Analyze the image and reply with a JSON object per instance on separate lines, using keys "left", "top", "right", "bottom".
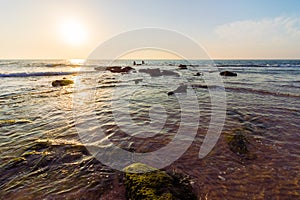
{"left": 124, "top": 163, "right": 196, "bottom": 200}
{"left": 226, "top": 132, "right": 249, "bottom": 155}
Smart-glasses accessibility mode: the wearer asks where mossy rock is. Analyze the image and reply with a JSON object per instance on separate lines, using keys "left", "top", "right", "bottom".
{"left": 52, "top": 79, "right": 74, "bottom": 87}
{"left": 124, "top": 163, "right": 196, "bottom": 200}
{"left": 226, "top": 133, "right": 249, "bottom": 155}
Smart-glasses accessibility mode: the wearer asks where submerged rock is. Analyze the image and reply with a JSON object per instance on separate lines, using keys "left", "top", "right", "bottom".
{"left": 220, "top": 71, "right": 237, "bottom": 76}
{"left": 124, "top": 163, "right": 196, "bottom": 200}
{"left": 52, "top": 79, "right": 74, "bottom": 87}
{"left": 139, "top": 68, "right": 161, "bottom": 77}
{"left": 226, "top": 133, "right": 249, "bottom": 155}
{"left": 161, "top": 70, "right": 180, "bottom": 77}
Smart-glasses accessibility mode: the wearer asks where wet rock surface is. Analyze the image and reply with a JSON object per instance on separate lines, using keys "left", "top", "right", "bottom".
{"left": 139, "top": 68, "right": 179, "bottom": 77}
{"left": 178, "top": 64, "right": 187, "bottom": 70}
{"left": 220, "top": 71, "right": 237, "bottom": 76}
{"left": 168, "top": 85, "right": 187, "bottom": 96}
{"left": 52, "top": 79, "right": 74, "bottom": 87}
{"left": 106, "top": 66, "right": 134, "bottom": 73}
{"left": 124, "top": 163, "right": 196, "bottom": 200}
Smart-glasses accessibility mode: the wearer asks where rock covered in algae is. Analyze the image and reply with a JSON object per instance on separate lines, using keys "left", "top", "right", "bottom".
{"left": 226, "top": 133, "right": 249, "bottom": 155}
{"left": 52, "top": 79, "right": 74, "bottom": 87}
{"left": 225, "top": 128, "right": 258, "bottom": 160}
{"left": 124, "top": 163, "right": 196, "bottom": 200}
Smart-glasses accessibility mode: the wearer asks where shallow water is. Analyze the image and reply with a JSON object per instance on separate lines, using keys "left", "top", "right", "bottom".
{"left": 0, "top": 59, "right": 299, "bottom": 199}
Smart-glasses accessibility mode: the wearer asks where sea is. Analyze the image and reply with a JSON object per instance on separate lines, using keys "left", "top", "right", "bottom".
{"left": 0, "top": 59, "right": 299, "bottom": 199}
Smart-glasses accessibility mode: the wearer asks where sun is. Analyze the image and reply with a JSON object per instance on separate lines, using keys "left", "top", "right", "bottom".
{"left": 59, "top": 19, "right": 88, "bottom": 46}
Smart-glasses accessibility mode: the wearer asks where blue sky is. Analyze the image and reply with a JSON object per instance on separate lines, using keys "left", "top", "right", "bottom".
{"left": 0, "top": 0, "right": 300, "bottom": 59}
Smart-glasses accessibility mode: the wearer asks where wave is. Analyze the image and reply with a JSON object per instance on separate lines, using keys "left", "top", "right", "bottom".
{"left": 0, "top": 71, "right": 79, "bottom": 78}
{"left": 225, "top": 87, "right": 300, "bottom": 98}
{"left": 0, "top": 61, "right": 20, "bottom": 66}
{"left": 216, "top": 64, "right": 300, "bottom": 68}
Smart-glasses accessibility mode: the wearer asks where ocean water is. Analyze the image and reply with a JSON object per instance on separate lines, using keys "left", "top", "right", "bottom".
{"left": 0, "top": 59, "right": 299, "bottom": 199}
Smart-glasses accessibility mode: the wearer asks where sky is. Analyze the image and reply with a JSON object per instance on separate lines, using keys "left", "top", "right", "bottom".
{"left": 0, "top": 0, "right": 300, "bottom": 59}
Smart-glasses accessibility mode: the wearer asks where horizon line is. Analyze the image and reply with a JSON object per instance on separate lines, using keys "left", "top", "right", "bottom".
{"left": 1, "top": 58, "right": 300, "bottom": 60}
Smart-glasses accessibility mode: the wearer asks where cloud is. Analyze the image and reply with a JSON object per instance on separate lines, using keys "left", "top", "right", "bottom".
{"left": 210, "top": 16, "right": 300, "bottom": 58}
{"left": 215, "top": 16, "right": 300, "bottom": 44}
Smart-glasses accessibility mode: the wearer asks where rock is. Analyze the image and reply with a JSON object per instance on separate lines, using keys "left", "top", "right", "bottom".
{"left": 191, "top": 84, "right": 208, "bottom": 89}
{"left": 106, "top": 66, "right": 134, "bottom": 73}
{"left": 52, "top": 79, "right": 74, "bottom": 87}
{"left": 133, "top": 61, "right": 136, "bottom": 65}
{"left": 178, "top": 64, "right": 187, "bottom": 69}
{"left": 139, "top": 68, "right": 179, "bottom": 77}
{"left": 161, "top": 70, "right": 179, "bottom": 77}
{"left": 167, "top": 91, "right": 174, "bottom": 96}
{"left": 220, "top": 71, "right": 237, "bottom": 76}
{"left": 124, "top": 163, "right": 197, "bottom": 200}
{"left": 168, "top": 85, "right": 187, "bottom": 95}
{"left": 195, "top": 72, "right": 202, "bottom": 76}
{"left": 139, "top": 68, "right": 161, "bottom": 77}
{"left": 226, "top": 133, "right": 248, "bottom": 155}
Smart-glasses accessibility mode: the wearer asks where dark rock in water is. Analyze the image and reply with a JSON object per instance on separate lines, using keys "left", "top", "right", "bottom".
{"left": 191, "top": 84, "right": 208, "bottom": 89}
{"left": 195, "top": 72, "right": 202, "bottom": 76}
{"left": 191, "top": 84, "right": 219, "bottom": 89}
{"left": 173, "top": 85, "right": 187, "bottom": 93}
{"left": 124, "top": 163, "right": 197, "bottom": 200}
{"left": 106, "top": 66, "right": 134, "bottom": 73}
{"left": 139, "top": 68, "right": 179, "bottom": 77}
{"left": 133, "top": 61, "right": 136, "bottom": 65}
{"left": 220, "top": 71, "right": 237, "bottom": 76}
{"left": 139, "top": 68, "right": 161, "bottom": 77}
{"left": 161, "top": 70, "right": 179, "bottom": 77}
{"left": 168, "top": 85, "right": 187, "bottom": 95}
{"left": 167, "top": 91, "right": 174, "bottom": 96}
{"left": 52, "top": 79, "right": 74, "bottom": 87}
{"left": 226, "top": 133, "right": 248, "bottom": 155}
{"left": 178, "top": 64, "right": 187, "bottom": 69}
{"left": 142, "top": 60, "right": 145, "bottom": 65}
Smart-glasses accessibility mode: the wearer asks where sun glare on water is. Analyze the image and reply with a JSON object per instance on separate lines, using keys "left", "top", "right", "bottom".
{"left": 59, "top": 19, "right": 88, "bottom": 46}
